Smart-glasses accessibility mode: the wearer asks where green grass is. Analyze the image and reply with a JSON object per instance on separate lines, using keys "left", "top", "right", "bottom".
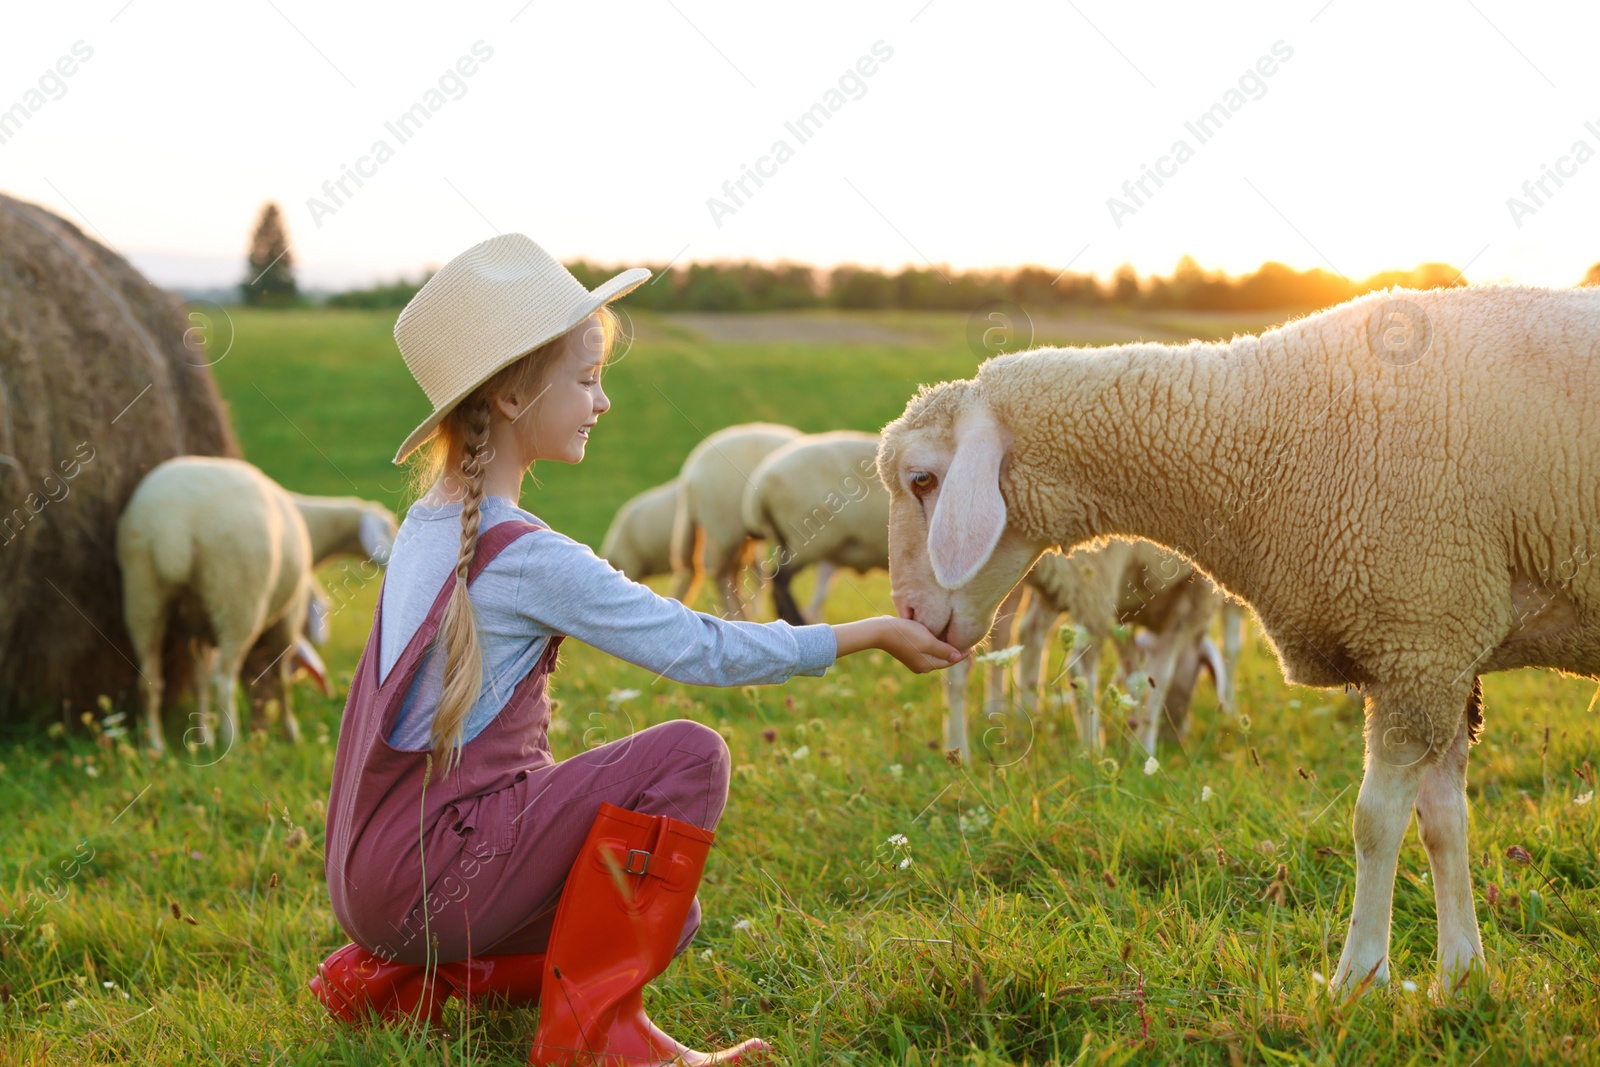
{"left": 2, "top": 309, "right": 1598, "bottom": 1064}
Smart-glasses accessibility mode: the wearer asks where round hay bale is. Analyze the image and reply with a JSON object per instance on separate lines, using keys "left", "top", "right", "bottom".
{"left": 0, "top": 191, "right": 240, "bottom": 727}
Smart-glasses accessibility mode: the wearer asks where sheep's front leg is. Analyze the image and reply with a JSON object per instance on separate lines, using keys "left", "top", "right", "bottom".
{"left": 1015, "top": 591, "right": 1058, "bottom": 719}
{"left": 803, "top": 560, "right": 837, "bottom": 624}
{"left": 1134, "top": 628, "right": 1186, "bottom": 756}
{"left": 1331, "top": 688, "right": 1442, "bottom": 997}
{"left": 983, "top": 583, "right": 1026, "bottom": 720}
{"left": 1220, "top": 602, "right": 1243, "bottom": 715}
{"left": 1066, "top": 635, "right": 1101, "bottom": 754}
{"left": 942, "top": 656, "right": 971, "bottom": 765}
{"left": 1413, "top": 686, "right": 1487, "bottom": 995}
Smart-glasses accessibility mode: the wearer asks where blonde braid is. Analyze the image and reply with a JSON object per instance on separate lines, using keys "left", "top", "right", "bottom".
{"left": 430, "top": 394, "right": 493, "bottom": 775}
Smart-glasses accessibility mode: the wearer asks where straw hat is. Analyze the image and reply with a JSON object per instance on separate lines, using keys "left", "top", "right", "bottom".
{"left": 390, "top": 233, "right": 650, "bottom": 465}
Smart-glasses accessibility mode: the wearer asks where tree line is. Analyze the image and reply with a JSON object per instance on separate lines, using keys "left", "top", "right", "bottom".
{"left": 329, "top": 256, "right": 1515, "bottom": 314}
{"left": 237, "top": 199, "right": 1600, "bottom": 313}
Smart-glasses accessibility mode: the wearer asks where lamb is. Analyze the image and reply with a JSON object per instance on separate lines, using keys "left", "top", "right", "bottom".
{"left": 670, "top": 422, "right": 803, "bottom": 620}
{"left": 740, "top": 430, "right": 887, "bottom": 626}
{"left": 599, "top": 478, "right": 682, "bottom": 581}
{"left": 877, "top": 284, "right": 1600, "bottom": 998}
{"left": 117, "top": 456, "right": 397, "bottom": 756}
{"left": 1013, "top": 541, "right": 1228, "bottom": 754}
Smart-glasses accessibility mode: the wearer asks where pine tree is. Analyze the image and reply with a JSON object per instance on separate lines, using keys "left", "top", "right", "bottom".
{"left": 240, "top": 202, "right": 297, "bottom": 307}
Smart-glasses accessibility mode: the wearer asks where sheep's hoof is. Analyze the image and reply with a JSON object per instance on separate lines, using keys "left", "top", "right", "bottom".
{"left": 1328, "top": 958, "right": 1389, "bottom": 1000}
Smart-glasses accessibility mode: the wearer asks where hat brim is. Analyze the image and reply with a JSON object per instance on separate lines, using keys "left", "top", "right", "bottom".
{"left": 391, "top": 267, "right": 651, "bottom": 466}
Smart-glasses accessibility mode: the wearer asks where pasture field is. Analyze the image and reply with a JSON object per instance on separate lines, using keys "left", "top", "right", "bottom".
{"left": 1, "top": 307, "right": 1598, "bottom": 1065}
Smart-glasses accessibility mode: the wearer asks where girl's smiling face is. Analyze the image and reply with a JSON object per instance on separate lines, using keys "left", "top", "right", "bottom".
{"left": 516, "top": 311, "right": 610, "bottom": 464}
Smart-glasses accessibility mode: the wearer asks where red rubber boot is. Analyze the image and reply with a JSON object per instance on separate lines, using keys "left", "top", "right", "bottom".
{"left": 310, "top": 943, "right": 548, "bottom": 1026}
{"left": 527, "top": 802, "right": 770, "bottom": 1066}
{"left": 436, "top": 950, "right": 548, "bottom": 1009}
{"left": 309, "top": 942, "right": 446, "bottom": 1028}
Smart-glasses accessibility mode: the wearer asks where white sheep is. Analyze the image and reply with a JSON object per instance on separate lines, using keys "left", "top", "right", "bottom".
{"left": 117, "top": 456, "right": 397, "bottom": 756}
{"left": 670, "top": 422, "right": 802, "bottom": 620}
{"left": 740, "top": 430, "right": 887, "bottom": 626}
{"left": 1013, "top": 541, "right": 1227, "bottom": 754}
{"left": 599, "top": 478, "right": 682, "bottom": 581}
{"left": 877, "top": 284, "right": 1600, "bottom": 997}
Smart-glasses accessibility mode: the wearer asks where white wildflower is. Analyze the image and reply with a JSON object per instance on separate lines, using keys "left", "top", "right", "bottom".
{"left": 975, "top": 644, "right": 1023, "bottom": 665}
{"left": 699, "top": 948, "right": 714, "bottom": 961}
{"left": 1575, "top": 791, "right": 1594, "bottom": 806}
{"left": 899, "top": 857, "right": 913, "bottom": 869}
{"left": 732, "top": 919, "right": 752, "bottom": 932}
{"left": 606, "top": 688, "right": 641, "bottom": 705}
{"left": 1401, "top": 980, "right": 1419, "bottom": 992}
{"left": 958, "top": 806, "right": 992, "bottom": 834}
{"left": 887, "top": 764, "right": 903, "bottom": 778}
{"left": 887, "top": 833, "right": 908, "bottom": 847}
{"left": 790, "top": 745, "right": 810, "bottom": 761}
{"left": 1311, "top": 971, "right": 1327, "bottom": 986}
{"left": 1143, "top": 756, "right": 1159, "bottom": 776}
{"left": 1201, "top": 785, "right": 1214, "bottom": 803}
{"left": 1119, "top": 691, "right": 1137, "bottom": 709}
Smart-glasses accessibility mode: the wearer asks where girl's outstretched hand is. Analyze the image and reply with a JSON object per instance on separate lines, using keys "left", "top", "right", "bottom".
{"left": 832, "top": 617, "right": 970, "bottom": 674}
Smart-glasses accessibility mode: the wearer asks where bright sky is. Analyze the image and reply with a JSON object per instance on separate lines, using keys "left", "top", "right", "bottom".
{"left": 4, "top": 0, "right": 1598, "bottom": 291}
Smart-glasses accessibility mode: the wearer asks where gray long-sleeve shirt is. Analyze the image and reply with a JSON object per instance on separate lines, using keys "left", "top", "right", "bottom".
{"left": 377, "top": 495, "right": 838, "bottom": 750}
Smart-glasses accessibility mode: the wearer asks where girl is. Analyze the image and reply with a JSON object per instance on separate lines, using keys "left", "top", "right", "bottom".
{"left": 311, "top": 234, "right": 968, "bottom": 1066}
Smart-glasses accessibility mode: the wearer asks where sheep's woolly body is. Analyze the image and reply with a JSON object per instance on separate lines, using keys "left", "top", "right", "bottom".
{"left": 878, "top": 283, "right": 1597, "bottom": 991}
{"left": 741, "top": 430, "right": 888, "bottom": 626}
{"left": 894, "top": 285, "right": 1600, "bottom": 753}
{"left": 742, "top": 430, "right": 888, "bottom": 574}
{"left": 599, "top": 478, "right": 680, "bottom": 581}
{"left": 670, "top": 422, "right": 803, "bottom": 619}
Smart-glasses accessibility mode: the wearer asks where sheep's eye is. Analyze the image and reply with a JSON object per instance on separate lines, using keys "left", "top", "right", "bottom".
{"left": 909, "top": 472, "right": 936, "bottom": 496}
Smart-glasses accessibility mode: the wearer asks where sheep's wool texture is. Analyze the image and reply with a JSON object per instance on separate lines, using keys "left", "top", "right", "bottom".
{"left": 883, "top": 285, "right": 1600, "bottom": 752}
{"left": 380, "top": 496, "right": 837, "bottom": 749}
{"left": 0, "top": 193, "right": 240, "bottom": 721}
{"left": 743, "top": 430, "right": 888, "bottom": 573}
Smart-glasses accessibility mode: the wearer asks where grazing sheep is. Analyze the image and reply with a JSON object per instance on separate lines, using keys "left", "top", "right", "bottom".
{"left": 230, "top": 577, "right": 332, "bottom": 735}
{"left": 1013, "top": 541, "right": 1226, "bottom": 754}
{"left": 599, "top": 478, "right": 682, "bottom": 581}
{"left": 741, "top": 430, "right": 888, "bottom": 626}
{"left": 117, "top": 456, "right": 396, "bottom": 756}
{"left": 670, "top": 422, "right": 803, "bottom": 620}
{"left": 877, "top": 284, "right": 1600, "bottom": 997}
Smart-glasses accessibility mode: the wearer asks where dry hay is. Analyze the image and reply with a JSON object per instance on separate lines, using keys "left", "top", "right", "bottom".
{"left": 0, "top": 191, "right": 241, "bottom": 728}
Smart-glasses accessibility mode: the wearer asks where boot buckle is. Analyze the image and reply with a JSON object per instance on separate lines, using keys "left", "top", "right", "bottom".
{"left": 624, "top": 848, "right": 651, "bottom": 875}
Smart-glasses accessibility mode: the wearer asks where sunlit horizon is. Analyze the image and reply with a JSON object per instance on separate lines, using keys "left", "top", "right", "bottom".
{"left": 4, "top": 1, "right": 1597, "bottom": 292}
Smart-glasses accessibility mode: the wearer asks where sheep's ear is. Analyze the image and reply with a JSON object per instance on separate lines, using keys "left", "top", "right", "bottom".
{"left": 927, "top": 408, "right": 1008, "bottom": 589}
{"left": 291, "top": 637, "right": 329, "bottom": 695}
{"left": 359, "top": 511, "right": 394, "bottom": 565}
